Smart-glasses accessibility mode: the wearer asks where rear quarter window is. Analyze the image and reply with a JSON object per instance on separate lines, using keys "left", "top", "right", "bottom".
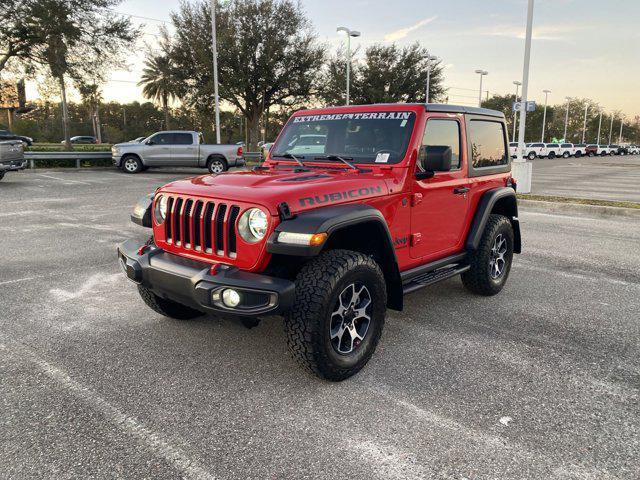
{"left": 468, "top": 120, "right": 508, "bottom": 169}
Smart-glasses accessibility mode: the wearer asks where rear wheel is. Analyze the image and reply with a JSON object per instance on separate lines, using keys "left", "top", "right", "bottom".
{"left": 575, "top": 151, "right": 582, "bottom": 158}
{"left": 137, "top": 285, "right": 204, "bottom": 320}
{"left": 548, "top": 152, "right": 556, "bottom": 159}
{"left": 122, "top": 155, "right": 143, "bottom": 174}
{"left": 462, "top": 214, "right": 514, "bottom": 296}
{"left": 527, "top": 152, "right": 536, "bottom": 160}
{"left": 563, "top": 151, "right": 570, "bottom": 158}
{"left": 207, "top": 156, "right": 227, "bottom": 174}
{"left": 284, "top": 250, "right": 387, "bottom": 381}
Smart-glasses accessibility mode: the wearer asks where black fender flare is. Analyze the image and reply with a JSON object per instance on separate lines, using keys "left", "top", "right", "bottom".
{"left": 267, "top": 204, "right": 404, "bottom": 311}
{"left": 466, "top": 187, "right": 521, "bottom": 253}
{"left": 130, "top": 193, "right": 153, "bottom": 228}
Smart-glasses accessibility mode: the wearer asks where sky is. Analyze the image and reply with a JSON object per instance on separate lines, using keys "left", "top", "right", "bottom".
{"left": 27, "top": 0, "right": 640, "bottom": 117}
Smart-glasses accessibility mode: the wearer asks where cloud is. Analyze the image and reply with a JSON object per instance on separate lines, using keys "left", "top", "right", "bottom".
{"left": 384, "top": 16, "right": 438, "bottom": 42}
{"left": 475, "top": 24, "right": 583, "bottom": 41}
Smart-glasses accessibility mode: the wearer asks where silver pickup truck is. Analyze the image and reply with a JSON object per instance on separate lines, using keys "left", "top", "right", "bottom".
{"left": 112, "top": 131, "right": 245, "bottom": 174}
{"left": 0, "top": 140, "right": 26, "bottom": 181}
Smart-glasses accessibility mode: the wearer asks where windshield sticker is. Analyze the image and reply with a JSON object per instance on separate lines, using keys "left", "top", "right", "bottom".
{"left": 400, "top": 119, "right": 408, "bottom": 127}
{"left": 375, "top": 153, "right": 390, "bottom": 163}
{"left": 293, "top": 112, "right": 412, "bottom": 123}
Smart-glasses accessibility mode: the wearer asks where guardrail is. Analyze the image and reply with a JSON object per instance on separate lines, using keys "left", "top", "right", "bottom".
{"left": 25, "top": 151, "right": 111, "bottom": 169}
{"left": 23, "top": 151, "right": 264, "bottom": 169}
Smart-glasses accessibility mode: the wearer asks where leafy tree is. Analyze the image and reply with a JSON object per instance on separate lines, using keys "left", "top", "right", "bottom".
{"left": 169, "top": 0, "right": 325, "bottom": 148}
{"left": 138, "top": 30, "right": 180, "bottom": 130}
{"left": 2, "top": 0, "right": 139, "bottom": 148}
{"left": 321, "top": 43, "right": 445, "bottom": 106}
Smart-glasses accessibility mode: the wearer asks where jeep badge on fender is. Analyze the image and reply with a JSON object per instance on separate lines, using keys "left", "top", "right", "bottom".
{"left": 118, "top": 103, "right": 521, "bottom": 381}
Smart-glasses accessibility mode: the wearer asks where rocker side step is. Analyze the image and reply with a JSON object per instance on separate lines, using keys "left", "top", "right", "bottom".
{"left": 402, "top": 264, "right": 470, "bottom": 295}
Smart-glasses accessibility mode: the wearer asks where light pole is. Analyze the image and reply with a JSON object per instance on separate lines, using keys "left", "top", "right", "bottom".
{"left": 541, "top": 89, "right": 551, "bottom": 143}
{"left": 337, "top": 26, "right": 361, "bottom": 106}
{"left": 608, "top": 113, "right": 614, "bottom": 144}
{"left": 563, "top": 97, "right": 571, "bottom": 141}
{"left": 581, "top": 104, "right": 588, "bottom": 144}
{"left": 512, "top": 81, "right": 521, "bottom": 142}
{"left": 475, "top": 69, "right": 488, "bottom": 107}
{"left": 618, "top": 116, "right": 624, "bottom": 144}
{"left": 514, "top": 0, "right": 535, "bottom": 194}
{"left": 210, "top": 0, "right": 221, "bottom": 144}
{"left": 425, "top": 55, "right": 438, "bottom": 103}
{"left": 597, "top": 109, "right": 603, "bottom": 144}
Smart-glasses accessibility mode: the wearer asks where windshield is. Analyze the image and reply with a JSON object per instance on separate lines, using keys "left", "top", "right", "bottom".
{"left": 271, "top": 111, "right": 416, "bottom": 164}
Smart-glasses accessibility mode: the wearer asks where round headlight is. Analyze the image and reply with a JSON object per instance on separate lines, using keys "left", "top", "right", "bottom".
{"left": 238, "top": 208, "right": 268, "bottom": 243}
{"left": 154, "top": 195, "right": 168, "bottom": 224}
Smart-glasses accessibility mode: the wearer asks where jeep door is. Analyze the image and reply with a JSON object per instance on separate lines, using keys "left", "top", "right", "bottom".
{"left": 410, "top": 115, "right": 470, "bottom": 260}
{"left": 170, "top": 132, "right": 199, "bottom": 166}
{"left": 143, "top": 133, "right": 173, "bottom": 165}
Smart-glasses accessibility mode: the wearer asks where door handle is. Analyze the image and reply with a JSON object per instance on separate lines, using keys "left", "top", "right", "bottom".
{"left": 453, "top": 187, "right": 470, "bottom": 195}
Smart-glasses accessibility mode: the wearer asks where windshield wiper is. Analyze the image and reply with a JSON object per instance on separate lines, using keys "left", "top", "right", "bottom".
{"left": 314, "top": 155, "right": 360, "bottom": 171}
{"left": 274, "top": 153, "right": 308, "bottom": 170}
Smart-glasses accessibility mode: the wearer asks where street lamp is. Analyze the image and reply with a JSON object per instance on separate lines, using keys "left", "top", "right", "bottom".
{"left": 597, "top": 109, "right": 603, "bottom": 144}
{"left": 541, "top": 89, "right": 551, "bottom": 143}
{"left": 210, "top": 0, "right": 221, "bottom": 144}
{"left": 608, "top": 113, "right": 615, "bottom": 144}
{"left": 512, "top": 81, "right": 521, "bottom": 142}
{"left": 425, "top": 55, "right": 438, "bottom": 103}
{"left": 563, "top": 97, "right": 571, "bottom": 142}
{"left": 475, "top": 69, "right": 488, "bottom": 107}
{"left": 337, "top": 26, "right": 361, "bottom": 106}
{"left": 581, "top": 104, "right": 588, "bottom": 144}
{"left": 618, "top": 115, "right": 625, "bottom": 144}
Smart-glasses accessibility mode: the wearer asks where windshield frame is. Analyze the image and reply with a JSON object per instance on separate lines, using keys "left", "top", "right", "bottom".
{"left": 269, "top": 110, "right": 418, "bottom": 166}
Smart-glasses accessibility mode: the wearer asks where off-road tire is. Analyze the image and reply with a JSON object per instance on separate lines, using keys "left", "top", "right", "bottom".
{"left": 137, "top": 285, "right": 203, "bottom": 320}
{"left": 461, "top": 214, "right": 514, "bottom": 296}
{"left": 207, "top": 156, "right": 227, "bottom": 174}
{"left": 122, "top": 155, "right": 143, "bottom": 174}
{"left": 284, "top": 250, "right": 387, "bottom": 381}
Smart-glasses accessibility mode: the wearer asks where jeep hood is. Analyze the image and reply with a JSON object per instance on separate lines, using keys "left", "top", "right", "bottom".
{"left": 158, "top": 168, "right": 396, "bottom": 215}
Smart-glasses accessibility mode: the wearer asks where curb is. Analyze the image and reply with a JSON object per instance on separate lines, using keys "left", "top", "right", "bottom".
{"left": 518, "top": 199, "right": 640, "bottom": 219}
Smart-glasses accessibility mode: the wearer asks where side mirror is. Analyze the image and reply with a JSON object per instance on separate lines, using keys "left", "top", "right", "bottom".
{"left": 416, "top": 146, "right": 452, "bottom": 180}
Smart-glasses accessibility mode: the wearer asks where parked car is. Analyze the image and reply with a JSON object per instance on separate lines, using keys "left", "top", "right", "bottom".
{"left": 544, "top": 143, "right": 562, "bottom": 158}
{"left": 558, "top": 143, "right": 576, "bottom": 158}
{"left": 573, "top": 143, "right": 587, "bottom": 157}
{"left": 63, "top": 136, "right": 98, "bottom": 145}
{"left": 597, "top": 144, "right": 611, "bottom": 155}
{"left": 608, "top": 144, "right": 624, "bottom": 155}
{"left": 119, "top": 102, "right": 521, "bottom": 380}
{"left": 509, "top": 142, "right": 518, "bottom": 158}
{"left": 628, "top": 145, "right": 639, "bottom": 155}
{"left": 0, "top": 129, "right": 33, "bottom": 147}
{"left": 524, "top": 142, "right": 546, "bottom": 160}
{"left": 586, "top": 144, "right": 598, "bottom": 156}
{"left": 112, "top": 130, "right": 245, "bottom": 174}
{"left": 0, "top": 140, "right": 26, "bottom": 181}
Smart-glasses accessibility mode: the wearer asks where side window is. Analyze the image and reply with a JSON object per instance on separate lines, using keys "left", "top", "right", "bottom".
{"left": 468, "top": 120, "right": 507, "bottom": 168}
{"left": 150, "top": 133, "right": 172, "bottom": 145}
{"left": 172, "top": 133, "right": 193, "bottom": 145}
{"left": 421, "top": 119, "right": 461, "bottom": 169}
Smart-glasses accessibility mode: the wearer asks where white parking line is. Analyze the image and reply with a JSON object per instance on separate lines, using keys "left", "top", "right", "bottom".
{"left": 0, "top": 340, "right": 217, "bottom": 480}
{"left": 37, "top": 174, "right": 92, "bottom": 185}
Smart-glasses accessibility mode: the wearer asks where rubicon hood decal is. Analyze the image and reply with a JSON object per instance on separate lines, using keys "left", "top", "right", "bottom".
{"left": 299, "top": 186, "right": 384, "bottom": 207}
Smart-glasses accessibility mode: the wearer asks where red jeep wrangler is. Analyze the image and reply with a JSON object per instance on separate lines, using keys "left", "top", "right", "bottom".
{"left": 119, "top": 103, "right": 521, "bottom": 381}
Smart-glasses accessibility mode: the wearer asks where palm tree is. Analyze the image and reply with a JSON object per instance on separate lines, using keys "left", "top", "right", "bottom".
{"left": 138, "top": 52, "right": 178, "bottom": 129}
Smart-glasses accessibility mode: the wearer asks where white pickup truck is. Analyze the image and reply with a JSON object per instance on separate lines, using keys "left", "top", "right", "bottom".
{"left": 112, "top": 131, "right": 245, "bottom": 174}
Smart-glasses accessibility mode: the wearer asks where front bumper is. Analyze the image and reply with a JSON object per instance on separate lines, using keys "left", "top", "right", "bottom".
{"left": 0, "top": 160, "right": 27, "bottom": 172}
{"left": 117, "top": 239, "right": 295, "bottom": 316}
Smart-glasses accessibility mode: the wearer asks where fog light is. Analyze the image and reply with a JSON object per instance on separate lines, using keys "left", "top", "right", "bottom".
{"left": 221, "top": 289, "right": 241, "bottom": 308}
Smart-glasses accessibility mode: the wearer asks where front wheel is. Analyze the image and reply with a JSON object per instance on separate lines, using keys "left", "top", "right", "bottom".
{"left": 461, "top": 214, "right": 514, "bottom": 296}
{"left": 284, "top": 250, "right": 387, "bottom": 381}
{"left": 527, "top": 152, "right": 537, "bottom": 160}
{"left": 548, "top": 152, "right": 556, "bottom": 159}
{"left": 122, "top": 155, "right": 143, "bottom": 174}
{"left": 563, "top": 152, "right": 570, "bottom": 158}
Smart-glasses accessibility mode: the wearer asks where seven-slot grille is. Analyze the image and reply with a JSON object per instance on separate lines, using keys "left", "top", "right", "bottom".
{"left": 164, "top": 196, "right": 241, "bottom": 258}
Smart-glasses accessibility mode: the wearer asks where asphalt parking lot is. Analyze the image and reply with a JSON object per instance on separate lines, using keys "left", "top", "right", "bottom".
{"left": 1, "top": 168, "right": 639, "bottom": 479}
{"left": 531, "top": 154, "right": 640, "bottom": 203}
